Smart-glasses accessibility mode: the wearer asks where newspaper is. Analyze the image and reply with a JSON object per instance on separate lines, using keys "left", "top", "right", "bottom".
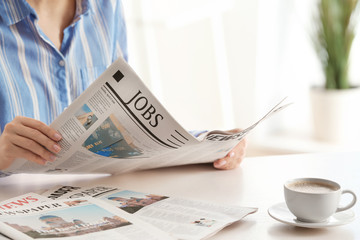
{"left": 0, "top": 193, "right": 49, "bottom": 239}
{"left": 0, "top": 196, "right": 175, "bottom": 240}
{"left": 0, "top": 233, "right": 9, "bottom": 240}
{"left": 41, "top": 185, "right": 258, "bottom": 240}
{"left": 0, "top": 193, "right": 48, "bottom": 212}
{"left": 3, "top": 57, "right": 290, "bottom": 176}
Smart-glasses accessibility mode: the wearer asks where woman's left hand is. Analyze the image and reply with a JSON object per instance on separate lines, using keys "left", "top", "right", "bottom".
{"left": 213, "top": 128, "right": 247, "bottom": 170}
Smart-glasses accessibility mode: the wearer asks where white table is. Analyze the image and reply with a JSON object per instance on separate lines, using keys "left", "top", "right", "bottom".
{"left": 0, "top": 151, "right": 359, "bottom": 239}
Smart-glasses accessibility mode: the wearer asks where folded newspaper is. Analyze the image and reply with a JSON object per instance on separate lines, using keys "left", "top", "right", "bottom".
{"left": 2, "top": 57, "right": 290, "bottom": 176}
{"left": 0, "top": 187, "right": 257, "bottom": 239}
{"left": 0, "top": 193, "right": 176, "bottom": 240}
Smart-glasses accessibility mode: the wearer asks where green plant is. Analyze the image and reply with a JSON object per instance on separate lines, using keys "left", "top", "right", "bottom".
{"left": 314, "top": 0, "right": 359, "bottom": 89}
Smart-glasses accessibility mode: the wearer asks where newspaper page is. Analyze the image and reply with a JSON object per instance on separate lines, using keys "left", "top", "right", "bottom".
{"left": 4, "top": 57, "right": 290, "bottom": 176}
{"left": 0, "top": 197, "right": 175, "bottom": 240}
{"left": 0, "top": 193, "right": 49, "bottom": 240}
{"left": 42, "top": 185, "right": 258, "bottom": 240}
{"left": 0, "top": 233, "right": 9, "bottom": 240}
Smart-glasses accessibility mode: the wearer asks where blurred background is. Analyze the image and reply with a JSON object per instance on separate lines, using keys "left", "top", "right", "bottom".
{"left": 121, "top": 0, "right": 360, "bottom": 156}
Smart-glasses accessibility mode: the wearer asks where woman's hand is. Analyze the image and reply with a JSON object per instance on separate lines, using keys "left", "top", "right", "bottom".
{"left": 213, "top": 128, "right": 247, "bottom": 170}
{"left": 0, "top": 116, "right": 62, "bottom": 170}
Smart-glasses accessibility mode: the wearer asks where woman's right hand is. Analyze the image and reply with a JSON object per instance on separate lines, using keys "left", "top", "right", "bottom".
{"left": 0, "top": 116, "right": 62, "bottom": 170}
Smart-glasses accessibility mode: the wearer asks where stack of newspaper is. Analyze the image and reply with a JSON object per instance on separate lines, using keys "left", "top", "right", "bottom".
{"left": 1, "top": 57, "right": 290, "bottom": 178}
{"left": 0, "top": 185, "right": 257, "bottom": 239}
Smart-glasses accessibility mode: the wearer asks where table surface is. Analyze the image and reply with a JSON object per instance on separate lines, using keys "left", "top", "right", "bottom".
{"left": 0, "top": 151, "right": 359, "bottom": 240}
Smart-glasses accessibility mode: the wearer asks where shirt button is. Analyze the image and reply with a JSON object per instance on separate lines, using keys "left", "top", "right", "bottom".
{"left": 59, "top": 60, "right": 65, "bottom": 67}
{"left": 57, "top": 69, "right": 66, "bottom": 78}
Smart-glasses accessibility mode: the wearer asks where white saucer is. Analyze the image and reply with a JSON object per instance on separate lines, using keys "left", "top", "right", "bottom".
{"left": 268, "top": 202, "right": 355, "bottom": 228}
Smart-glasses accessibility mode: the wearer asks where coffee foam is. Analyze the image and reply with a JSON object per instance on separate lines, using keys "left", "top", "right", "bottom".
{"left": 287, "top": 181, "right": 338, "bottom": 194}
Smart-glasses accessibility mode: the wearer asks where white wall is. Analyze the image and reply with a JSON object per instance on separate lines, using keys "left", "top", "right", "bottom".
{"left": 122, "top": 0, "right": 360, "bottom": 154}
{"left": 123, "top": 0, "right": 259, "bottom": 132}
{"left": 255, "top": 1, "right": 360, "bottom": 133}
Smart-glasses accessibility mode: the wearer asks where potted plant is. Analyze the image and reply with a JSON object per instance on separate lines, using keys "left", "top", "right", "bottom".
{"left": 311, "top": 0, "right": 360, "bottom": 144}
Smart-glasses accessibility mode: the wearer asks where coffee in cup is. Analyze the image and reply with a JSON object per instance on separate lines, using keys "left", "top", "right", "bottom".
{"left": 284, "top": 178, "right": 357, "bottom": 223}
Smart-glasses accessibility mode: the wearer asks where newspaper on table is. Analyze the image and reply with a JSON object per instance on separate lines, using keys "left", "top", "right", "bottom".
{"left": 0, "top": 193, "right": 53, "bottom": 239}
{"left": 3, "top": 57, "right": 290, "bottom": 176}
{"left": 0, "top": 193, "right": 49, "bottom": 239}
{"left": 0, "top": 193, "right": 48, "bottom": 212}
{"left": 41, "top": 185, "right": 258, "bottom": 240}
{"left": 0, "top": 196, "right": 175, "bottom": 240}
{"left": 0, "top": 233, "right": 9, "bottom": 240}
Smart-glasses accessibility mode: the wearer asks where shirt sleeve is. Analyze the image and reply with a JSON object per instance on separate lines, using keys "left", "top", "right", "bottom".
{"left": 0, "top": 171, "right": 12, "bottom": 178}
{"left": 189, "top": 130, "right": 208, "bottom": 137}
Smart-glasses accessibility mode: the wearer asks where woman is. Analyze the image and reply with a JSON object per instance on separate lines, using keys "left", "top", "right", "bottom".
{"left": 0, "top": 0, "right": 246, "bottom": 172}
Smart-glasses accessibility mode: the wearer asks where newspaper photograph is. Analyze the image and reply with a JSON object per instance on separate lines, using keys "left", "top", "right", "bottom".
{"left": 0, "top": 197, "right": 175, "bottom": 240}
{"left": 3, "top": 57, "right": 290, "bottom": 176}
{"left": 42, "top": 185, "right": 258, "bottom": 240}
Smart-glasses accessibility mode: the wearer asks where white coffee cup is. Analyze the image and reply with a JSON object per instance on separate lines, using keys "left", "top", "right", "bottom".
{"left": 284, "top": 178, "right": 357, "bottom": 223}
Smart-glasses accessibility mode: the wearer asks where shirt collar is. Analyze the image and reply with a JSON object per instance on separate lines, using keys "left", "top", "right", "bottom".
{"left": 74, "top": 0, "right": 94, "bottom": 20}
{"left": 0, "top": 0, "right": 34, "bottom": 26}
{"left": 0, "top": 0, "right": 94, "bottom": 26}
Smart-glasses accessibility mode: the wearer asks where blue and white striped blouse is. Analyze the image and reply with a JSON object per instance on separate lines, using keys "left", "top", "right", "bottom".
{"left": 0, "top": 0, "right": 128, "bottom": 133}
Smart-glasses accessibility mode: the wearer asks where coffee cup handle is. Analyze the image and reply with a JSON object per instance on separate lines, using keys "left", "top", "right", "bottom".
{"left": 336, "top": 190, "right": 357, "bottom": 212}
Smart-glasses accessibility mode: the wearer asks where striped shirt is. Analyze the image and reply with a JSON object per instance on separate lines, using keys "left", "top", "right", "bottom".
{"left": 0, "top": 0, "right": 128, "bottom": 133}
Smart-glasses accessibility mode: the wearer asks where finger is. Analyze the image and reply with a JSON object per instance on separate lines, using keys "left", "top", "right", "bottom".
{"left": 214, "top": 141, "right": 247, "bottom": 170}
{"left": 14, "top": 124, "right": 61, "bottom": 154}
{"left": 3, "top": 143, "right": 47, "bottom": 166}
{"left": 214, "top": 154, "right": 238, "bottom": 170}
{"left": 213, "top": 158, "right": 228, "bottom": 169}
{"left": 15, "top": 116, "right": 62, "bottom": 141}
{"left": 214, "top": 159, "right": 236, "bottom": 170}
{"left": 240, "top": 137, "right": 248, "bottom": 151}
{"left": 15, "top": 146, "right": 48, "bottom": 165}
{"left": 214, "top": 151, "right": 237, "bottom": 170}
{"left": 232, "top": 138, "right": 247, "bottom": 159}
{"left": 11, "top": 135, "right": 56, "bottom": 162}
{"left": 227, "top": 128, "right": 242, "bottom": 134}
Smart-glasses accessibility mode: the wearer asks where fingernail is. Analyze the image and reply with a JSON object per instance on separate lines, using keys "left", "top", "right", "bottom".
{"left": 216, "top": 159, "right": 227, "bottom": 167}
{"left": 49, "top": 154, "right": 56, "bottom": 162}
{"left": 229, "top": 151, "right": 235, "bottom": 158}
{"left": 53, "top": 144, "right": 61, "bottom": 152}
{"left": 54, "top": 133, "right": 62, "bottom": 141}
